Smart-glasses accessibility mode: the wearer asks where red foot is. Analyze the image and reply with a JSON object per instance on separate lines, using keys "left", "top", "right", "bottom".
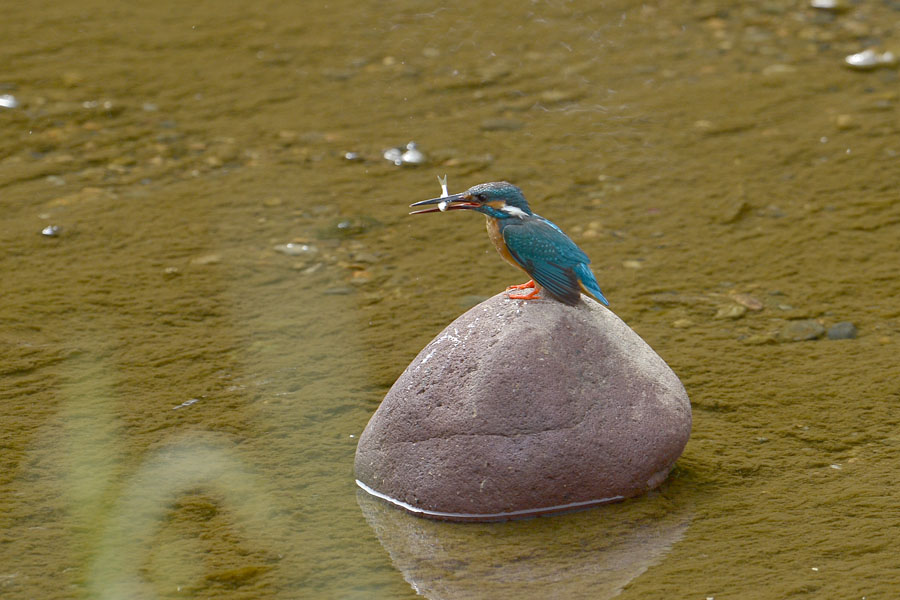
{"left": 506, "top": 279, "right": 535, "bottom": 291}
{"left": 508, "top": 287, "right": 542, "bottom": 300}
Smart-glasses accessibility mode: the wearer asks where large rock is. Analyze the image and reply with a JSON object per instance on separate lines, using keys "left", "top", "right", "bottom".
{"left": 355, "top": 292, "right": 691, "bottom": 521}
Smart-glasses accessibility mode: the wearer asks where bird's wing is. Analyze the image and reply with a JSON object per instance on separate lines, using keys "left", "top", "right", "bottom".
{"left": 502, "top": 218, "right": 589, "bottom": 305}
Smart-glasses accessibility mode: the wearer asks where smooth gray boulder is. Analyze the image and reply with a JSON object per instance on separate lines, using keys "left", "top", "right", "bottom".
{"left": 355, "top": 292, "right": 691, "bottom": 521}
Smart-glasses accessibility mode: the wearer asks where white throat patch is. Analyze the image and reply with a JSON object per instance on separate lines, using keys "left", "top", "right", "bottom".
{"left": 502, "top": 205, "right": 528, "bottom": 218}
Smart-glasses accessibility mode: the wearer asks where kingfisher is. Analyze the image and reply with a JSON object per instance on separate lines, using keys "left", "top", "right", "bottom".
{"left": 409, "top": 181, "right": 609, "bottom": 307}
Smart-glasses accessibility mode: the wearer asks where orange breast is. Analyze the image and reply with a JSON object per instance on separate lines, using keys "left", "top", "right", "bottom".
{"left": 485, "top": 216, "right": 527, "bottom": 272}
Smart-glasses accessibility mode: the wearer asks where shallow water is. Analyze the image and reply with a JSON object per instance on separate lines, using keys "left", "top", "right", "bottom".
{"left": 2, "top": 1, "right": 899, "bottom": 598}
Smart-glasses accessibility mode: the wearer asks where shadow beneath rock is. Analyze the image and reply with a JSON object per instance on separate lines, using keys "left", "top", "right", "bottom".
{"left": 357, "top": 489, "right": 692, "bottom": 599}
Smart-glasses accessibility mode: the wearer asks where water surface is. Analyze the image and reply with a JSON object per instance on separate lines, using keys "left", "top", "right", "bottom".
{"left": 2, "top": 1, "right": 899, "bottom": 598}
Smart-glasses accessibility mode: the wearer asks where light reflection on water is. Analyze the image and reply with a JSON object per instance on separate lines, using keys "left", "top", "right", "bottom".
{"left": 89, "top": 440, "right": 284, "bottom": 599}
{"left": 358, "top": 491, "right": 692, "bottom": 600}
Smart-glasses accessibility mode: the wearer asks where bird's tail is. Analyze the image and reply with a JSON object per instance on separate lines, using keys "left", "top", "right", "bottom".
{"left": 575, "top": 263, "right": 610, "bottom": 306}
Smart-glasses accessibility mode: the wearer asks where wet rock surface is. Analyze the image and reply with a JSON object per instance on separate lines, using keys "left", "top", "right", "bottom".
{"left": 355, "top": 292, "right": 691, "bottom": 521}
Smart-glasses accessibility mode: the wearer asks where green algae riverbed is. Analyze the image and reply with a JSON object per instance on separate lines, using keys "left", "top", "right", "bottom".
{"left": 2, "top": 1, "right": 899, "bottom": 598}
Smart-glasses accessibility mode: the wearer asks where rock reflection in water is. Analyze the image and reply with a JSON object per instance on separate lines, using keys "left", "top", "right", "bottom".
{"left": 357, "top": 491, "right": 691, "bottom": 599}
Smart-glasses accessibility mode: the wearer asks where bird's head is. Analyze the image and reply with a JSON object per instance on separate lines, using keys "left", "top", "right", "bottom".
{"left": 409, "top": 181, "right": 533, "bottom": 219}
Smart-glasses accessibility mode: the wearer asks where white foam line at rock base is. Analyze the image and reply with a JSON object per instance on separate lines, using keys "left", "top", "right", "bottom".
{"left": 356, "top": 479, "right": 624, "bottom": 520}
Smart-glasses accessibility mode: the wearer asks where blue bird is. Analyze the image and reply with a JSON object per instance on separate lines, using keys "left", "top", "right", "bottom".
{"left": 409, "top": 181, "right": 609, "bottom": 307}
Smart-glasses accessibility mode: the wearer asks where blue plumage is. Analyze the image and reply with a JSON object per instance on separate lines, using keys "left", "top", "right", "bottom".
{"left": 409, "top": 181, "right": 610, "bottom": 307}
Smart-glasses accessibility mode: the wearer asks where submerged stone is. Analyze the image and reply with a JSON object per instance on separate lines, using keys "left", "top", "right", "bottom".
{"left": 777, "top": 319, "right": 826, "bottom": 342}
{"left": 827, "top": 321, "right": 857, "bottom": 340}
{"left": 354, "top": 292, "right": 692, "bottom": 521}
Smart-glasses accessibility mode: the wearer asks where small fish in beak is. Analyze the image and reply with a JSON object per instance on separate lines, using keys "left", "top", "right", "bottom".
{"left": 437, "top": 174, "right": 450, "bottom": 212}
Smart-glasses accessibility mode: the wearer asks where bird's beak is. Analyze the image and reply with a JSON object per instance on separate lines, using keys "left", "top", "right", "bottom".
{"left": 409, "top": 193, "right": 479, "bottom": 214}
